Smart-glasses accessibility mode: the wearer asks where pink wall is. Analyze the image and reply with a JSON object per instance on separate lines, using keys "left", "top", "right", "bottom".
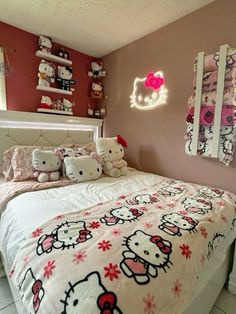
{"left": 103, "top": 0, "right": 236, "bottom": 193}
{"left": 0, "top": 21, "right": 96, "bottom": 116}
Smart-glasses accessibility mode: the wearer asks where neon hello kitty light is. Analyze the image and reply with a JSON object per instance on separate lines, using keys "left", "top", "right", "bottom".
{"left": 130, "top": 71, "right": 168, "bottom": 110}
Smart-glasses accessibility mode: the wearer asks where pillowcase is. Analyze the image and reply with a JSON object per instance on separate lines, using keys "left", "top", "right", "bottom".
{"left": 0, "top": 147, "right": 15, "bottom": 181}
{"left": 60, "top": 142, "right": 96, "bottom": 154}
{"left": 64, "top": 153, "right": 102, "bottom": 183}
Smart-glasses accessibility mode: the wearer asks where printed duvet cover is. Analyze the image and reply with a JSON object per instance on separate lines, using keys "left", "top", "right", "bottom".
{"left": 10, "top": 178, "right": 236, "bottom": 314}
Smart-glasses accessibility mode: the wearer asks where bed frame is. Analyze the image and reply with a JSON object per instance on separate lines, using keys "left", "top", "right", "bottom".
{"left": 0, "top": 110, "right": 235, "bottom": 314}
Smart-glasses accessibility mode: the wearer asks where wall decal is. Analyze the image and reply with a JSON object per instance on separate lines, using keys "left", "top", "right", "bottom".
{"left": 130, "top": 71, "right": 167, "bottom": 110}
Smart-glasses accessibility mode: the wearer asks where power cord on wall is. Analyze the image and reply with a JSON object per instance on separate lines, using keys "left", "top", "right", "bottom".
{"left": 161, "top": 104, "right": 182, "bottom": 180}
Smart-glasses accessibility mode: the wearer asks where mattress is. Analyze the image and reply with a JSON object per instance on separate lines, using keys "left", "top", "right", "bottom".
{"left": 0, "top": 170, "right": 235, "bottom": 314}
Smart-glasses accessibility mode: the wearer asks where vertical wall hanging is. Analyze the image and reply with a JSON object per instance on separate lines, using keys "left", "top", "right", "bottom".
{"left": 185, "top": 44, "right": 236, "bottom": 166}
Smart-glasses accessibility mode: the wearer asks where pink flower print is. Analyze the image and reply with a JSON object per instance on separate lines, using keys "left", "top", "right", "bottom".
{"left": 179, "top": 244, "right": 192, "bottom": 259}
{"left": 89, "top": 221, "right": 101, "bottom": 229}
{"left": 55, "top": 214, "right": 65, "bottom": 220}
{"left": 31, "top": 227, "right": 43, "bottom": 238}
{"left": 220, "top": 214, "right": 227, "bottom": 223}
{"left": 207, "top": 218, "right": 214, "bottom": 223}
{"left": 119, "top": 195, "right": 126, "bottom": 199}
{"left": 167, "top": 202, "right": 176, "bottom": 208}
{"left": 172, "top": 279, "right": 182, "bottom": 297}
{"left": 43, "top": 260, "right": 56, "bottom": 279}
{"left": 115, "top": 201, "right": 122, "bottom": 205}
{"left": 23, "top": 256, "right": 29, "bottom": 265}
{"left": 111, "top": 228, "right": 122, "bottom": 237}
{"left": 140, "top": 206, "right": 148, "bottom": 212}
{"left": 143, "top": 293, "right": 156, "bottom": 314}
{"left": 73, "top": 250, "right": 87, "bottom": 264}
{"left": 200, "top": 226, "right": 208, "bottom": 238}
{"left": 217, "top": 201, "right": 225, "bottom": 207}
{"left": 143, "top": 222, "right": 153, "bottom": 229}
{"left": 156, "top": 204, "right": 163, "bottom": 210}
{"left": 98, "top": 240, "right": 112, "bottom": 252}
{"left": 104, "top": 263, "right": 121, "bottom": 281}
{"left": 145, "top": 72, "right": 164, "bottom": 90}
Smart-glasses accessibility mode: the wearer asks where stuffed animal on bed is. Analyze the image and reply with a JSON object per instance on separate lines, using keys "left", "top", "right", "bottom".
{"left": 32, "top": 149, "right": 62, "bottom": 183}
{"left": 64, "top": 153, "right": 102, "bottom": 183}
{"left": 96, "top": 135, "right": 128, "bottom": 178}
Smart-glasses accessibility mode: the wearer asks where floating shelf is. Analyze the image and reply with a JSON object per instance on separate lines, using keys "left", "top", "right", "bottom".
{"left": 36, "top": 50, "right": 72, "bottom": 66}
{"left": 36, "top": 85, "right": 72, "bottom": 95}
{"left": 37, "top": 108, "right": 73, "bottom": 116}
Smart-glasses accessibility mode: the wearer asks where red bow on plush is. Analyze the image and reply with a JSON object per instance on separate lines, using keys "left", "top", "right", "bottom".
{"left": 129, "top": 208, "right": 140, "bottom": 217}
{"left": 116, "top": 134, "right": 128, "bottom": 148}
{"left": 97, "top": 291, "right": 117, "bottom": 314}
{"left": 76, "top": 229, "right": 91, "bottom": 243}
{"left": 32, "top": 280, "right": 43, "bottom": 312}
{"left": 150, "top": 235, "right": 171, "bottom": 254}
{"left": 197, "top": 199, "right": 210, "bottom": 205}
{"left": 182, "top": 216, "right": 198, "bottom": 227}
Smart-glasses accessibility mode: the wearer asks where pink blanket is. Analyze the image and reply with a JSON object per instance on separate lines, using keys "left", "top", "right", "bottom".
{"left": 193, "top": 68, "right": 236, "bottom": 92}
{"left": 9, "top": 179, "right": 236, "bottom": 314}
{"left": 194, "top": 50, "right": 236, "bottom": 72}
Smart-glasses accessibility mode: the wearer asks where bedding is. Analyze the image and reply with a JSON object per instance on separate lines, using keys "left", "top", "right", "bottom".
{"left": 0, "top": 170, "right": 235, "bottom": 314}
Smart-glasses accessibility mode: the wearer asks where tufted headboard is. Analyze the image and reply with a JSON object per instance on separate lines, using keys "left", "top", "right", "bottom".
{"left": 0, "top": 110, "right": 103, "bottom": 164}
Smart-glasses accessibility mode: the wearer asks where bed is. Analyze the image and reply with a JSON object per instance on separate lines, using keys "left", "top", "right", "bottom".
{"left": 0, "top": 110, "right": 235, "bottom": 314}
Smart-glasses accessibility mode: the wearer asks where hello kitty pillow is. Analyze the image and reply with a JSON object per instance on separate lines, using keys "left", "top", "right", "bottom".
{"left": 64, "top": 153, "right": 102, "bottom": 183}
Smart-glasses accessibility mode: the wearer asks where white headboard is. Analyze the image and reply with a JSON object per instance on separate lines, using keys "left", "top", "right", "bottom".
{"left": 0, "top": 110, "right": 103, "bottom": 163}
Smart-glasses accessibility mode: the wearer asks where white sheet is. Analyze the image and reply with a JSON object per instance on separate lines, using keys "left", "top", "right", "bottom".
{"left": 0, "top": 170, "right": 161, "bottom": 271}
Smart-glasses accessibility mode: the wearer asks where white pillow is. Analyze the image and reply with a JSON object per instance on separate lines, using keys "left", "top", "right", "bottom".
{"left": 64, "top": 153, "right": 102, "bottom": 183}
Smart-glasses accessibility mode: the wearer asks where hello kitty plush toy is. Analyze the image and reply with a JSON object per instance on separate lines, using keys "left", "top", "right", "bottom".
{"left": 39, "top": 96, "right": 53, "bottom": 109}
{"left": 32, "top": 149, "right": 62, "bottom": 183}
{"left": 57, "top": 66, "right": 75, "bottom": 91}
{"left": 38, "top": 60, "right": 55, "bottom": 87}
{"left": 88, "top": 61, "right": 106, "bottom": 78}
{"left": 38, "top": 35, "right": 52, "bottom": 53}
{"left": 91, "top": 82, "right": 103, "bottom": 98}
{"left": 96, "top": 135, "right": 128, "bottom": 178}
{"left": 62, "top": 98, "right": 74, "bottom": 112}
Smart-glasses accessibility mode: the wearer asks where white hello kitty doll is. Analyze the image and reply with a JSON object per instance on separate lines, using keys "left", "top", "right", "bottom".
{"left": 96, "top": 134, "right": 128, "bottom": 178}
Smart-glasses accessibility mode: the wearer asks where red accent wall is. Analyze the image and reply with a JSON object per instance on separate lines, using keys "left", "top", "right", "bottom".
{"left": 0, "top": 21, "right": 96, "bottom": 116}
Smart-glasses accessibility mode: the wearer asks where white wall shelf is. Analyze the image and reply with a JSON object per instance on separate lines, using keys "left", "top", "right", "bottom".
{"left": 36, "top": 50, "right": 72, "bottom": 66}
{"left": 36, "top": 85, "right": 72, "bottom": 95}
{"left": 37, "top": 108, "right": 73, "bottom": 115}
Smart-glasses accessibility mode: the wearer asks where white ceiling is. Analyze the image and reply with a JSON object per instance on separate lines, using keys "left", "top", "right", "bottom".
{"left": 0, "top": 0, "right": 214, "bottom": 57}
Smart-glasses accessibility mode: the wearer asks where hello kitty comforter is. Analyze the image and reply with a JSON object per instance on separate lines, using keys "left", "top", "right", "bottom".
{"left": 8, "top": 177, "right": 236, "bottom": 314}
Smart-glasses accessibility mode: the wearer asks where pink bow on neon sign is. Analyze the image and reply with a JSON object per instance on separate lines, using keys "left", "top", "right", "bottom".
{"left": 145, "top": 72, "right": 164, "bottom": 90}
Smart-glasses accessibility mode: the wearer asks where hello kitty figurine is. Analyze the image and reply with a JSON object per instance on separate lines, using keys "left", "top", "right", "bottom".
{"left": 38, "top": 35, "right": 52, "bottom": 53}
{"left": 88, "top": 61, "right": 106, "bottom": 78}
{"left": 182, "top": 197, "right": 212, "bottom": 215}
{"left": 32, "top": 149, "right": 61, "bottom": 183}
{"left": 120, "top": 230, "right": 172, "bottom": 284}
{"left": 158, "top": 213, "right": 198, "bottom": 236}
{"left": 100, "top": 206, "right": 143, "bottom": 226}
{"left": 39, "top": 95, "right": 53, "bottom": 109}
{"left": 36, "top": 220, "right": 92, "bottom": 255}
{"left": 96, "top": 134, "right": 128, "bottom": 178}
{"left": 60, "top": 272, "right": 122, "bottom": 314}
{"left": 38, "top": 60, "right": 55, "bottom": 87}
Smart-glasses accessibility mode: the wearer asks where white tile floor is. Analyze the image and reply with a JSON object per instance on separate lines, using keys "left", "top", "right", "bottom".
{"left": 0, "top": 276, "right": 236, "bottom": 313}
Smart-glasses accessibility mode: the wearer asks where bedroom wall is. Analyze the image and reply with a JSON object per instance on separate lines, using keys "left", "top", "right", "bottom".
{"left": 0, "top": 21, "right": 96, "bottom": 116}
{"left": 102, "top": 0, "right": 236, "bottom": 193}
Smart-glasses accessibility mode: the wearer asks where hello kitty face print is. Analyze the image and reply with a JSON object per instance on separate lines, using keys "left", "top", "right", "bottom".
{"left": 158, "top": 213, "right": 199, "bottom": 236}
{"left": 100, "top": 206, "right": 143, "bottom": 226}
{"left": 120, "top": 230, "right": 172, "bottom": 285}
{"left": 126, "top": 194, "right": 158, "bottom": 205}
{"left": 19, "top": 268, "right": 45, "bottom": 313}
{"left": 130, "top": 71, "right": 167, "bottom": 110}
{"left": 182, "top": 197, "right": 212, "bottom": 215}
{"left": 60, "top": 272, "right": 122, "bottom": 314}
{"left": 158, "top": 183, "right": 186, "bottom": 197}
{"left": 207, "top": 233, "right": 225, "bottom": 260}
{"left": 36, "top": 221, "right": 92, "bottom": 255}
{"left": 198, "top": 187, "right": 224, "bottom": 199}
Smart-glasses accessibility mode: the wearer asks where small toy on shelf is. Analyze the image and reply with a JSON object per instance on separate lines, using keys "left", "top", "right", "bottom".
{"left": 100, "top": 105, "right": 106, "bottom": 117}
{"left": 94, "top": 109, "right": 101, "bottom": 117}
{"left": 39, "top": 96, "right": 53, "bottom": 109}
{"left": 62, "top": 98, "right": 74, "bottom": 112}
{"left": 57, "top": 48, "right": 69, "bottom": 60}
{"left": 90, "top": 82, "right": 103, "bottom": 99}
{"left": 38, "top": 35, "right": 52, "bottom": 53}
{"left": 88, "top": 61, "right": 106, "bottom": 78}
{"left": 57, "top": 65, "right": 75, "bottom": 91}
{"left": 38, "top": 59, "right": 55, "bottom": 87}
{"left": 54, "top": 99, "right": 64, "bottom": 111}
{"left": 87, "top": 104, "right": 94, "bottom": 116}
